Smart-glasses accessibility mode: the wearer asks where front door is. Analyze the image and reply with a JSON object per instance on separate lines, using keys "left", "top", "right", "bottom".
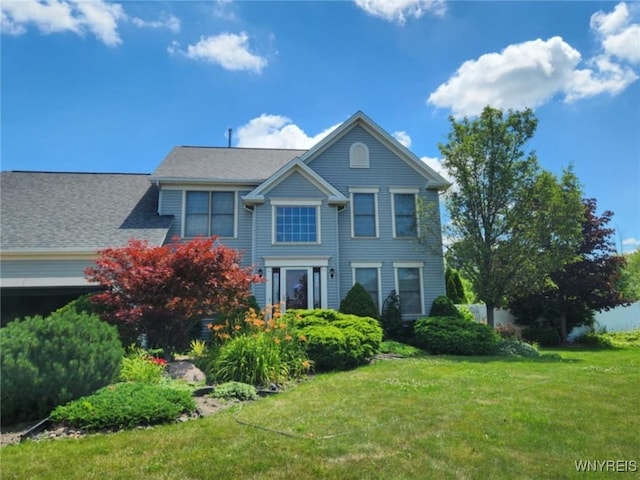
{"left": 270, "top": 266, "right": 324, "bottom": 311}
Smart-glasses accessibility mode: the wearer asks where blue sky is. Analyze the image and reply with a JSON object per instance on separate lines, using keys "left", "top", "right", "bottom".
{"left": 2, "top": 0, "right": 639, "bottom": 252}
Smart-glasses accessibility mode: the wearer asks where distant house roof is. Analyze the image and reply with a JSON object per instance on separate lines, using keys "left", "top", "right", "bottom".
{"left": 150, "top": 146, "right": 307, "bottom": 184}
{"left": 0, "top": 172, "right": 173, "bottom": 254}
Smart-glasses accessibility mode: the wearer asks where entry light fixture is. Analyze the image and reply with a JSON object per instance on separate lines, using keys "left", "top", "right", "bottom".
{"left": 330, "top": 268, "right": 335, "bottom": 279}
{"left": 258, "top": 268, "right": 263, "bottom": 278}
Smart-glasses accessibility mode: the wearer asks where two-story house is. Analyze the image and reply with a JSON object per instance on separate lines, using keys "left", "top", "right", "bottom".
{"left": 1, "top": 111, "right": 449, "bottom": 324}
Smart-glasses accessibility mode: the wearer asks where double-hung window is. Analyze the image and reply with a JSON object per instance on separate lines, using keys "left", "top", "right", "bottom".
{"left": 350, "top": 188, "right": 378, "bottom": 238}
{"left": 185, "top": 191, "right": 235, "bottom": 237}
{"left": 391, "top": 189, "right": 418, "bottom": 238}
{"left": 352, "top": 262, "right": 382, "bottom": 312}
{"left": 272, "top": 200, "right": 320, "bottom": 244}
{"left": 394, "top": 262, "right": 424, "bottom": 317}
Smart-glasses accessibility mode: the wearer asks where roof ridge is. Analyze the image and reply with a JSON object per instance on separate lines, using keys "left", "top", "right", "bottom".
{"left": 4, "top": 171, "right": 150, "bottom": 175}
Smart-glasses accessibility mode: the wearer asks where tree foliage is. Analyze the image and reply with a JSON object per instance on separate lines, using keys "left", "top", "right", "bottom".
{"left": 618, "top": 249, "right": 640, "bottom": 302}
{"left": 510, "top": 198, "right": 631, "bottom": 342}
{"left": 445, "top": 267, "right": 467, "bottom": 304}
{"left": 85, "top": 236, "right": 260, "bottom": 352}
{"left": 439, "top": 106, "right": 584, "bottom": 326}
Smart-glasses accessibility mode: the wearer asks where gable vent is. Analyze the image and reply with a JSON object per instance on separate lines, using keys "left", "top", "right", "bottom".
{"left": 349, "top": 142, "right": 369, "bottom": 168}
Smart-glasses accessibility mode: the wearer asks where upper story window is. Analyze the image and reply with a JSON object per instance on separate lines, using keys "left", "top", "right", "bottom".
{"left": 272, "top": 200, "right": 321, "bottom": 244}
{"left": 185, "top": 191, "right": 235, "bottom": 238}
{"left": 350, "top": 188, "right": 379, "bottom": 238}
{"left": 349, "top": 142, "right": 369, "bottom": 168}
{"left": 391, "top": 188, "right": 418, "bottom": 238}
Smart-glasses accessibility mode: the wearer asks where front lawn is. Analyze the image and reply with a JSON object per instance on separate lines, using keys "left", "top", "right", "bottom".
{"left": 2, "top": 347, "right": 638, "bottom": 479}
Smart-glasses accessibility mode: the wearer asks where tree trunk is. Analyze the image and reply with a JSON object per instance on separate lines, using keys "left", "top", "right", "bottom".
{"left": 486, "top": 303, "right": 495, "bottom": 328}
{"left": 559, "top": 312, "right": 568, "bottom": 345}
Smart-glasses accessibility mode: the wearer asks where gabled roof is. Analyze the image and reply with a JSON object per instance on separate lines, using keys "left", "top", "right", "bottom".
{"left": 150, "top": 146, "right": 307, "bottom": 185}
{"left": 301, "top": 111, "right": 451, "bottom": 190}
{"left": 0, "top": 172, "right": 173, "bottom": 254}
{"left": 242, "top": 158, "right": 348, "bottom": 206}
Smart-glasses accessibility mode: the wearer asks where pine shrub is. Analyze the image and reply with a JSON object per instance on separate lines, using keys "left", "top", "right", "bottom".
{"left": 414, "top": 315, "right": 499, "bottom": 356}
{"left": 429, "top": 295, "right": 460, "bottom": 318}
{"left": 50, "top": 383, "right": 195, "bottom": 431}
{"left": 1, "top": 310, "right": 123, "bottom": 425}
{"left": 288, "top": 309, "right": 383, "bottom": 371}
{"left": 339, "top": 283, "right": 379, "bottom": 319}
{"left": 380, "top": 290, "right": 403, "bottom": 339}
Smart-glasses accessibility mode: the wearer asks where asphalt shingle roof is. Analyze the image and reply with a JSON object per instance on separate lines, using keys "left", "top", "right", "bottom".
{"left": 151, "top": 146, "right": 307, "bottom": 182}
{"left": 1, "top": 172, "right": 173, "bottom": 252}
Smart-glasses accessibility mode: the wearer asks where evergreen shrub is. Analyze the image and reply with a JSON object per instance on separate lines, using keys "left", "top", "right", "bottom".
{"left": 521, "top": 326, "right": 561, "bottom": 347}
{"left": 340, "top": 283, "right": 379, "bottom": 319}
{"left": 50, "top": 383, "right": 195, "bottom": 431}
{"left": 414, "top": 316, "right": 499, "bottom": 356}
{"left": 288, "top": 309, "right": 383, "bottom": 371}
{"left": 429, "top": 295, "right": 460, "bottom": 318}
{"left": 1, "top": 310, "right": 123, "bottom": 425}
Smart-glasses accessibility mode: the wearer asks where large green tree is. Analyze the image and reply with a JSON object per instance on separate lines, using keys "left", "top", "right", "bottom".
{"left": 510, "top": 199, "right": 630, "bottom": 342}
{"left": 618, "top": 249, "right": 640, "bottom": 302}
{"left": 439, "top": 106, "right": 584, "bottom": 327}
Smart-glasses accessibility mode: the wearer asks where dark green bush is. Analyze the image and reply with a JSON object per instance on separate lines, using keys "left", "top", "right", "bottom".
{"left": 340, "top": 283, "right": 379, "bottom": 320}
{"left": 380, "top": 290, "right": 403, "bottom": 339}
{"left": 521, "top": 326, "right": 561, "bottom": 347}
{"left": 288, "top": 309, "right": 383, "bottom": 371}
{"left": 414, "top": 316, "right": 499, "bottom": 356}
{"left": 50, "top": 383, "right": 195, "bottom": 431}
{"left": 212, "top": 381, "right": 258, "bottom": 401}
{"left": 429, "top": 295, "right": 460, "bottom": 318}
{"left": 573, "top": 332, "right": 614, "bottom": 348}
{"left": 1, "top": 310, "right": 123, "bottom": 425}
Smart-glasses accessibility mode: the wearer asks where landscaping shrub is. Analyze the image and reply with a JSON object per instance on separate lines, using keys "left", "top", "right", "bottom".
{"left": 429, "top": 295, "right": 460, "bottom": 318}
{"left": 414, "top": 316, "right": 499, "bottom": 356}
{"left": 340, "top": 282, "right": 379, "bottom": 320}
{"left": 521, "top": 326, "right": 561, "bottom": 347}
{"left": 495, "top": 323, "right": 522, "bottom": 340}
{"left": 495, "top": 338, "right": 541, "bottom": 358}
{"left": 119, "top": 345, "right": 168, "bottom": 384}
{"left": 457, "top": 305, "right": 476, "bottom": 323}
{"left": 1, "top": 310, "right": 123, "bottom": 425}
{"left": 287, "top": 309, "right": 383, "bottom": 371}
{"left": 380, "top": 290, "right": 403, "bottom": 340}
{"left": 50, "top": 383, "right": 195, "bottom": 431}
{"left": 212, "top": 381, "right": 258, "bottom": 401}
{"left": 573, "top": 332, "right": 614, "bottom": 348}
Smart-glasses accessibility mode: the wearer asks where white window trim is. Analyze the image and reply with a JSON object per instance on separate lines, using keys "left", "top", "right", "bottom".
{"left": 181, "top": 189, "right": 238, "bottom": 239}
{"left": 271, "top": 200, "right": 322, "bottom": 245}
{"left": 390, "top": 188, "right": 419, "bottom": 239}
{"left": 393, "top": 261, "right": 425, "bottom": 317}
{"left": 351, "top": 261, "right": 383, "bottom": 313}
{"left": 349, "top": 187, "right": 379, "bottom": 238}
{"left": 349, "top": 142, "right": 369, "bottom": 169}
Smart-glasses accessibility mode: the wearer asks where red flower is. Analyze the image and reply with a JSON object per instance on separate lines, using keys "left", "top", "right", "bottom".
{"left": 150, "top": 357, "right": 167, "bottom": 366}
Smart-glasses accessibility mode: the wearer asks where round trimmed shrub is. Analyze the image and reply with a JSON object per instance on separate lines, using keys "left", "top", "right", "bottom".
{"left": 429, "top": 295, "right": 460, "bottom": 318}
{"left": 414, "top": 316, "right": 499, "bottom": 356}
{"left": 288, "top": 309, "right": 383, "bottom": 371}
{"left": 1, "top": 310, "right": 123, "bottom": 425}
{"left": 340, "top": 283, "right": 379, "bottom": 320}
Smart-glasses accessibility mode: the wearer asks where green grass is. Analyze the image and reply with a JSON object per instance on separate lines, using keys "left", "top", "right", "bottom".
{"left": 2, "top": 348, "right": 639, "bottom": 479}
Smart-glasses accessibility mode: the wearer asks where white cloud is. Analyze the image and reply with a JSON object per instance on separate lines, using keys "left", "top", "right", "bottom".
{"left": 421, "top": 156, "right": 454, "bottom": 186}
{"left": 236, "top": 114, "right": 340, "bottom": 149}
{"left": 392, "top": 131, "right": 412, "bottom": 148}
{"left": 179, "top": 32, "right": 267, "bottom": 73}
{"left": 0, "top": 0, "right": 125, "bottom": 46}
{"left": 131, "top": 13, "right": 180, "bottom": 33}
{"left": 622, "top": 237, "right": 640, "bottom": 252}
{"left": 354, "top": 0, "right": 445, "bottom": 25}
{"left": 591, "top": 2, "right": 640, "bottom": 64}
{"left": 428, "top": 3, "right": 639, "bottom": 117}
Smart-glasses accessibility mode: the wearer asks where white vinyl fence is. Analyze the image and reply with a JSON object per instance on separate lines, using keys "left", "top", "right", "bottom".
{"left": 459, "top": 302, "right": 640, "bottom": 341}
